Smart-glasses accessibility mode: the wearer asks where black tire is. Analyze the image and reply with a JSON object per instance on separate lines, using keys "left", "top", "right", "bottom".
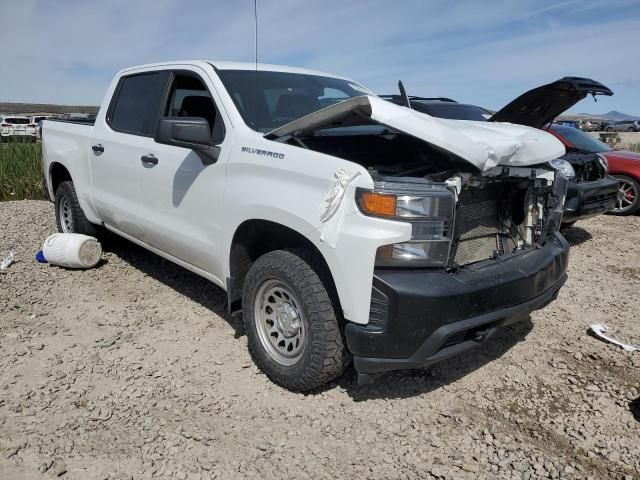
{"left": 242, "top": 249, "right": 350, "bottom": 391}
{"left": 609, "top": 175, "right": 640, "bottom": 216}
{"left": 54, "top": 181, "right": 97, "bottom": 235}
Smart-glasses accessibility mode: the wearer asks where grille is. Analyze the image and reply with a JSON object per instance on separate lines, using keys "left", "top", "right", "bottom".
{"left": 454, "top": 197, "right": 500, "bottom": 266}
{"left": 574, "top": 160, "right": 605, "bottom": 183}
{"left": 584, "top": 191, "right": 617, "bottom": 206}
{"left": 564, "top": 153, "right": 606, "bottom": 183}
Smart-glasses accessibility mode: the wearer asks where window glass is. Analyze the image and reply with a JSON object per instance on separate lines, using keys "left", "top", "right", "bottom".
{"left": 412, "top": 101, "right": 488, "bottom": 121}
{"left": 164, "top": 73, "right": 224, "bottom": 144}
{"left": 217, "top": 70, "right": 371, "bottom": 132}
{"left": 110, "top": 72, "right": 169, "bottom": 135}
{"left": 550, "top": 125, "right": 611, "bottom": 153}
{"left": 5, "top": 118, "right": 30, "bottom": 125}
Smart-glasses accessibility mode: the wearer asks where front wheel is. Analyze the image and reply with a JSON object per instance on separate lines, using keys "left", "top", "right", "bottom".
{"left": 610, "top": 175, "right": 640, "bottom": 216}
{"left": 54, "top": 181, "right": 97, "bottom": 235}
{"left": 242, "top": 250, "right": 350, "bottom": 391}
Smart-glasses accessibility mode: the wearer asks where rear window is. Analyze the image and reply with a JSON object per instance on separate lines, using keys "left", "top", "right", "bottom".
{"left": 4, "top": 118, "right": 30, "bottom": 125}
{"left": 109, "top": 72, "right": 169, "bottom": 136}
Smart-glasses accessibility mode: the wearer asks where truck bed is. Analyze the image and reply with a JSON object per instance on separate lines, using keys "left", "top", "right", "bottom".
{"left": 41, "top": 119, "right": 94, "bottom": 212}
{"left": 46, "top": 118, "right": 95, "bottom": 126}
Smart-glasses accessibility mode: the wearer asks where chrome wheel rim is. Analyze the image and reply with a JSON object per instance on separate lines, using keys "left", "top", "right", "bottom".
{"left": 613, "top": 179, "right": 637, "bottom": 213}
{"left": 58, "top": 198, "right": 73, "bottom": 233}
{"left": 254, "top": 279, "right": 306, "bottom": 366}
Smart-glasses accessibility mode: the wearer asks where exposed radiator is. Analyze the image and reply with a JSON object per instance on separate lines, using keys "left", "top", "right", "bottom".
{"left": 454, "top": 196, "right": 500, "bottom": 266}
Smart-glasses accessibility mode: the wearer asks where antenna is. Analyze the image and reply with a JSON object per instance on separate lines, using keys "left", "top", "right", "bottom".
{"left": 398, "top": 80, "right": 411, "bottom": 109}
{"left": 254, "top": 0, "right": 258, "bottom": 71}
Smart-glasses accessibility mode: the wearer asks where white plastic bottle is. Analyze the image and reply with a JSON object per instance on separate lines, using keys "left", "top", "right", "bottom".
{"left": 41, "top": 233, "right": 102, "bottom": 269}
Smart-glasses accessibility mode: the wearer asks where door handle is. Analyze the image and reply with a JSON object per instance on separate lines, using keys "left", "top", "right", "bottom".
{"left": 91, "top": 144, "right": 104, "bottom": 154}
{"left": 141, "top": 154, "right": 158, "bottom": 166}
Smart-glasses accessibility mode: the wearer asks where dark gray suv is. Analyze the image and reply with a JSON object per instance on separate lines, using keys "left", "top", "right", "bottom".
{"left": 606, "top": 120, "right": 640, "bottom": 132}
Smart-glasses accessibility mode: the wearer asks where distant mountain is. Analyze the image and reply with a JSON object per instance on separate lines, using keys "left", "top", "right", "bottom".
{"left": 576, "top": 110, "right": 640, "bottom": 121}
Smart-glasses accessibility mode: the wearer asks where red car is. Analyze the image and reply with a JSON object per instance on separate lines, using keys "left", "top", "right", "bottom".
{"left": 547, "top": 125, "right": 640, "bottom": 215}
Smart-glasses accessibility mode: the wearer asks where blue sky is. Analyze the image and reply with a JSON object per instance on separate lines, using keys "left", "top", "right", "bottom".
{"left": 1, "top": 0, "right": 639, "bottom": 114}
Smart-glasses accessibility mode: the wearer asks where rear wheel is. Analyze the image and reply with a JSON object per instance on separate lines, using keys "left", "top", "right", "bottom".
{"left": 54, "top": 181, "right": 97, "bottom": 235}
{"left": 610, "top": 175, "right": 640, "bottom": 215}
{"left": 242, "top": 249, "right": 350, "bottom": 391}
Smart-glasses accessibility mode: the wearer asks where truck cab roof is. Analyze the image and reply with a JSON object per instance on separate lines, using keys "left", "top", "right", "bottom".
{"left": 118, "top": 60, "right": 354, "bottom": 82}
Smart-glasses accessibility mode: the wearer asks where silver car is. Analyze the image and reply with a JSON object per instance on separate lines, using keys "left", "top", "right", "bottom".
{"left": 606, "top": 120, "right": 640, "bottom": 132}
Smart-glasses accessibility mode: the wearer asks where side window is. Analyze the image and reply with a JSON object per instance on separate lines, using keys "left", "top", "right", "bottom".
{"left": 109, "top": 72, "right": 169, "bottom": 136}
{"left": 164, "top": 72, "right": 225, "bottom": 144}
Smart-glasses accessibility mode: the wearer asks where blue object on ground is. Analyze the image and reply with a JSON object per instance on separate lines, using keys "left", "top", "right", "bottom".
{"left": 35, "top": 250, "right": 48, "bottom": 263}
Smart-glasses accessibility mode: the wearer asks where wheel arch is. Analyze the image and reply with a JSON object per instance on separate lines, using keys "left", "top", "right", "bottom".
{"left": 227, "top": 219, "right": 341, "bottom": 316}
{"left": 48, "top": 161, "right": 73, "bottom": 197}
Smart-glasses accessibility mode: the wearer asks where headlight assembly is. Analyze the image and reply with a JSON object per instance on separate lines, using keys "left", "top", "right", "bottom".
{"left": 548, "top": 158, "right": 576, "bottom": 179}
{"left": 356, "top": 182, "right": 454, "bottom": 267}
{"left": 596, "top": 153, "right": 608, "bottom": 172}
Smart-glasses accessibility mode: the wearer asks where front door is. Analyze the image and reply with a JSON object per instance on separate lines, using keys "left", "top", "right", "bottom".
{"left": 135, "top": 67, "right": 231, "bottom": 282}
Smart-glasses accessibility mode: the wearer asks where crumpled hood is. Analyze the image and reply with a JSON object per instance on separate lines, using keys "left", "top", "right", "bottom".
{"left": 266, "top": 95, "right": 565, "bottom": 171}
{"left": 435, "top": 118, "right": 568, "bottom": 169}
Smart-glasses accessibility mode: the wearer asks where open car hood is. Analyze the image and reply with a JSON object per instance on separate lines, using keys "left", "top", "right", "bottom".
{"left": 266, "top": 95, "right": 565, "bottom": 171}
{"left": 490, "top": 77, "right": 613, "bottom": 129}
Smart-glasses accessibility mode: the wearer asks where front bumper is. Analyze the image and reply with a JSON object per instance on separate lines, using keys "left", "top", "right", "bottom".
{"left": 345, "top": 232, "right": 569, "bottom": 376}
{"left": 562, "top": 176, "right": 618, "bottom": 223}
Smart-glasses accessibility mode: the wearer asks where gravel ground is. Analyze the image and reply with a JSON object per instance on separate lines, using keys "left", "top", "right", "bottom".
{"left": 1, "top": 200, "right": 639, "bottom": 480}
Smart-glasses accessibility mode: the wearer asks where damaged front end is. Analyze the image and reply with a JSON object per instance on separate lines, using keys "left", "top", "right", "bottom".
{"left": 267, "top": 94, "right": 568, "bottom": 270}
{"left": 357, "top": 165, "right": 568, "bottom": 270}
{"left": 345, "top": 165, "right": 570, "bottom": 381}
{"left": 266, "top": 94, "right": 571, "bottom": 379}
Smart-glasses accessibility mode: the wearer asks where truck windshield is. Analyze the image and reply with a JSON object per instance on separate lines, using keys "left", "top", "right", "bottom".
{"left": 217, "top": 70, "right": 373, "bottom": 133}
{"left": 550, "top": 125, "right": 611, "bottom": 153}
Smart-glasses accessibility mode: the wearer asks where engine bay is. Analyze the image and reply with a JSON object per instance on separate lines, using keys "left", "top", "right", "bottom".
{"left": 285, "top": 128, "right": 565, "bottom": 268}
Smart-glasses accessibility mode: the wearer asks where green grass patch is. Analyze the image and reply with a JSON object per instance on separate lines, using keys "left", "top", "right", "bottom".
{"left": 0, "top": 141, "right": 47, "bottom": 201}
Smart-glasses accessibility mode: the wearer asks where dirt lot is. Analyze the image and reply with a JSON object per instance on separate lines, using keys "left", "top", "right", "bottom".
{"left": 1, "top": 200, "right": 639, "bottom": 480}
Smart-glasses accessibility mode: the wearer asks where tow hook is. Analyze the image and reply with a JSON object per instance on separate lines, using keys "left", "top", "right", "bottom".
{"left": 472, "top": 327, "right": 495, "bottom": 343}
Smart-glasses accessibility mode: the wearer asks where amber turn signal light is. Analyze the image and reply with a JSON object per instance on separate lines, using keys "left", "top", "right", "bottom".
{"left": 359, "top": 191, "right": 397, "bottom": 217}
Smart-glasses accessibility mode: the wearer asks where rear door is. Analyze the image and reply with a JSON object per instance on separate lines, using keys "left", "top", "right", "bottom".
{"left": 89, "top": 71, "right": 170, "bottom": 238}
{"left": 135, "top": 66, "right": 231, "bottom": 281}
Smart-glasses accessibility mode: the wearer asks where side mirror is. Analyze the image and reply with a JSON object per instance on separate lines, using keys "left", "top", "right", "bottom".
{"left": 155, "top": 117, "right": 220, "bottom": 164}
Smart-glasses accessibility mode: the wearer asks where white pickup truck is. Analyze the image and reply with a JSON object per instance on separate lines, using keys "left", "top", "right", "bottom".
{"left": 42, "top": 60, "right": 570, "bottom": 391}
